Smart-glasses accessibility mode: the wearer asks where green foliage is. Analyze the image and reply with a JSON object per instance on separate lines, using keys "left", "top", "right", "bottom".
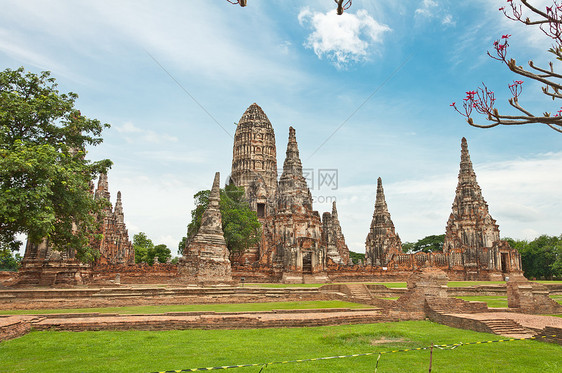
{"left": 402, "top": 234, "right": 445, "bottom": 253}
{"left": 133, "top": 232, "right": 153, "bottom": 264}
{"left": 185, "top": 184, "right": 261, "bottom": 255}
{"left": 133, "top": 232, "right": 171, "bottom": 265}
{"left": 506, "top": 235, "right": 562, "bottom": 280}
{"left": 0, "top": 248, "right": 22, "bottom": 271}
{"left": 177, "top": 236, "right": 187, "bottom": 255}
{"left": 0, "top": 67, "right": 111, "bottom": 261}
{"left": 152, "top": 244, "right": 172, "bottom": 264}
{"left": 348, "top": 251, "right": 365, "bottom": 264}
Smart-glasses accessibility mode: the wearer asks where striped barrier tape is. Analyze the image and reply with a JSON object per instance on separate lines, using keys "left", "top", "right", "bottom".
{"left": 151, "top": 334, "right": 558, "bottom": 373}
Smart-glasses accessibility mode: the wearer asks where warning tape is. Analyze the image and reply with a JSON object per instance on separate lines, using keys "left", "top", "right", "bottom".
{"left": 151, "top": 334, "right": 558, "bottom": 373}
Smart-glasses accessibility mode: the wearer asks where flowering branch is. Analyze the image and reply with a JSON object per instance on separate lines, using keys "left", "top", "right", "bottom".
{"left": 453, "top": 0, "right": 562, "bottom": 133}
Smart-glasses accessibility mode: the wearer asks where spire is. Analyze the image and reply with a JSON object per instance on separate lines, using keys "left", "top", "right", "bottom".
{"left": 209, "top": 171, "right": 221, "bottom": 208}
{"left": 281, "top": 126, "right": 304, "bottom": 178}
{"left": 444, "top": 138, "right": 500, "bottom": 253}
{"left": 277, "top": 127, "right": 312, "bottom": 210}
{"left": 365, "top": 177, "right": 402, "bottom": 266}
{"left": 95, "top": 173, "right": 111, "bottom": 202}
{"left": 452, "top": 137, "right": 486, "bottom": 216}
{"left": 197, "top": 172, "right": 224, "bottom": 236}
{"left": 114, "top": 191, "right": 124, "bottom": 225}
{"left": 179, "top": 171, "right": 232, "bottom": 283}
{"left": 322, "top": 200, "right": 351, "bottom": 265}
{"left": 374, "top": 177, "right": 389, "bottom": 218}
{"left": 331, "top": 201, "right": 338, "bottom": 219}
{"left": 459, "top": 137, "right": 478, "bottom": 186}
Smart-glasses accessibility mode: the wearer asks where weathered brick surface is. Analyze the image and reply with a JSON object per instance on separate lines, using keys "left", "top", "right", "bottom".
{"left": 535, "top": 326, "right": 562, "bottom": 345}
{"left": 0, "top": 316, "right": 41, "bottom": 342}
{"left": 178, "top": 172, "right": 232, "bottom": 284}
{"left": 0, "top": 287, "right": 329, "bottom": 311}
{"left": 30, "top": 309, "right": 390, "bottom": 332}
{"left": 507, "top": 274, "right": 562, "bottom": 314}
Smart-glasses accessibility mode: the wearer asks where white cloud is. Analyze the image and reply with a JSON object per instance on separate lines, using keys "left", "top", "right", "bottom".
{"left": 442, "top": 14, "right": 455, "bottom": 26}
{"left": 116, "top": 121, "right": 178, "bottom": 144}
{"left": 415, "top": 0, "right": 438, "bottom": 17}
{"left": 415, "top": 0, "right": 455, "bottom": 26}
{"left": 298, "top": 8, "right": 390, "bottom": 69}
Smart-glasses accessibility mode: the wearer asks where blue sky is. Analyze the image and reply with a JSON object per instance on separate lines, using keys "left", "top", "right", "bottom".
{"left": 2, "top": 0, "right": 561, "bottom": 254}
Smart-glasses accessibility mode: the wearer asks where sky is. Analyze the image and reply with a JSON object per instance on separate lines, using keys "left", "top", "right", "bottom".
{"left": 2, "top": 0, "right": 561, "bottom": 255}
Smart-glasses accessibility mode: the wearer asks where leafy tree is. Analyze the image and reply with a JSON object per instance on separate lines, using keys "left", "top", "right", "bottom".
{"left": 349, "top": 251, "right": 365, "bottom": 264}
{"left": 452, "top": 1, "right": 562, "bottom": 133}
{"left": 0, "top": 249, "right": 22, "bottom": 271}
{"left": 152, "top": 244, "right": 172, "bottom": 264}
{"left": 133, "top": 232, "right": 172, "bottom": 265}
{"left": 177, "top": 236, "right": 187, "bottom": 256}
{"left": 507, "top": 234, "right": 562, "bottom": 279}
{"left": 133, "top": 232, "right": 153, "bottom": 264}
{"left": 0, "top": 67, "right": 111, "bottom": 261}
{"left": 401, "top": 242, "right": 415, "bottom": 253}
{"left": 402, "top": 234, "right": 445, "bottom": 253}
{"left": 185, "top": 183, "right": 261, "bottom": 256}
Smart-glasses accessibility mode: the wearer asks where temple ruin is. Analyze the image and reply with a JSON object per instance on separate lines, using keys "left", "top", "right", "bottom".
{"left": 178, "top": 172, "right": 233, "bottom": 284}
{"left": 361, "top": 137, "right": 522, "bottom": 280}
{"left": 91, "top": 174, "right": 135, "bottom": 265}
{"left": 16, "top": 104, "right": 524, "bottom": 285}
{"left": 18, "top": 173, "right": 135, "bottom": 285}
{"left": 365, "top": 177, "right": 402, "bottom": 267}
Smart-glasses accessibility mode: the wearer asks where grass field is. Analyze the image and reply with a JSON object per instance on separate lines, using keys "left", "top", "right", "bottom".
{"left": 1, "top": 321, "right": 560, "bottom": 372}
{"left": 0, "top": 300, "right": 372, "bottom": 315}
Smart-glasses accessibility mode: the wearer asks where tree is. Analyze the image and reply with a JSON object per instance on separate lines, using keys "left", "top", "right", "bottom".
{"left": 152, "top": 244, "right": 172, "bottom": 264}
{"left": 506, "top": 234, "right": 562, "bottom": 279}
{"left": 0, "top": 249, "right": 22, "bottom": 271}
{"left": 133, "top": 232, "right": 153, "bottom": 264}
{"left": 349, "top": 251, "right": 365, "bottom": 264}
{"left": 185, "top": 183, "right": 261, "bottom": 256}
{"left": 0, "top": 67, "right": 111, "bottom": 261}
{"left": 401, "top": 234, "right": 445, "bottom": 253}
{"left": 452, "top": 1, "right": 562, "bottom": 133}
{"left": 177, "top": 236, "right": 187, "bottom": 256}
{"left": 133, "top": 232, "right": 172, "bottom": 265}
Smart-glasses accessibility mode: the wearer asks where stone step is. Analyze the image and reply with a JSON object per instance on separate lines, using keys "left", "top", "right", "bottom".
{"left": 480, "top": 319, "right": 534, "bottom": 336}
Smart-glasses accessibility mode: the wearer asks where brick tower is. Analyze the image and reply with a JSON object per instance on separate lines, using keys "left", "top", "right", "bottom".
{"left": 230, "top": 103, "right": 278, "bottom": 217}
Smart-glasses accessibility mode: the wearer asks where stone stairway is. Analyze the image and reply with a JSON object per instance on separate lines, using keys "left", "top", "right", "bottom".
{"left": 481, "top": 319, "right": 535, "bottom": 338}
{"left": 345, "top": 284, "right": 372, "bottom": 301}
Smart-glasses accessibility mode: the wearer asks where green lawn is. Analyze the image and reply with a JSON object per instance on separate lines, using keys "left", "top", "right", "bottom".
{"left": 0, "top": 300, "right": 372, "bottom": 315}
{"left": 455, "top": 295, "right": 508, "bottom": 308}
{"left": 1, "top": 321, "right": 560, "bottom": 372}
